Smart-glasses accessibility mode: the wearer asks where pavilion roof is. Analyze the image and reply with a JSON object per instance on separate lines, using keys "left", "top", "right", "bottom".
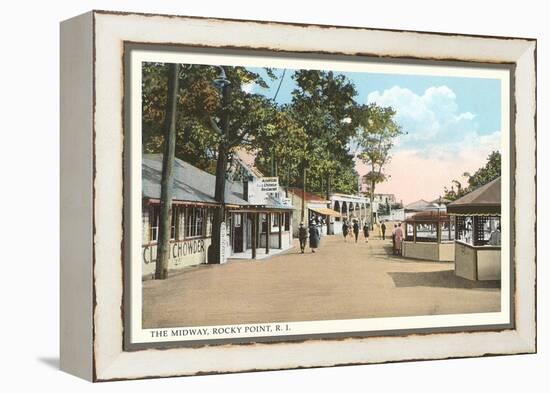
{"left": 447, "top": 177, "right": 501, "bottom": 215}
{"left": 405, "top": 211, "right": 450, "bottom": 223}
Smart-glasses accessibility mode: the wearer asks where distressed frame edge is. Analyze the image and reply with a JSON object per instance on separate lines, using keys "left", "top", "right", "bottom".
{"left": 122, "top": 43, "right": 517, "bottom": 351}
{"left": 59, "top": 11, "right": 95, "bottom": 381}
{"left": 90, "top": 11, "right": 537, "bottom": 381}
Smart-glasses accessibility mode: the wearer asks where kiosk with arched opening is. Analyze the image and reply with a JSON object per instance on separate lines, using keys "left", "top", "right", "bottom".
{"left": 402, "top": 211, "right": 455, "bottom": 261}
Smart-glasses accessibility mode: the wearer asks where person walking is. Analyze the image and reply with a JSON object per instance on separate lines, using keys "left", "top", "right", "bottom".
{"left": 363, "top": 222, "right": 369, "bottom": 243}
{"left": 353, "top": 220, "right": 360, "bottom": 243}
{"left": 342, "top": 220, "right": 349, "bottom": 242}
{"left": 392, "top": 224, "right": 397, "bottom": 255}
{"left": 298, "top": 222, "right": 308, "bottom": 253}
{"left": 394, "top": 223, "right": 404, "bottom": 256}
{"left": 308, "top": 221, "right": 320, "bottom": 253}
{"left": 381, "top": 221, "right": 387, "bottom": 240}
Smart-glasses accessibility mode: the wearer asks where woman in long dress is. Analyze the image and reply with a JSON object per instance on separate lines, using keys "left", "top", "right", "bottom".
{"left": 308, "top": 221, "right": 320, "bottom": 253}
{"left": 394, "top": 223, "right": 404, "bottom": 256}
{"left": 342, "top": 221, "right": 349, "bottom": 242}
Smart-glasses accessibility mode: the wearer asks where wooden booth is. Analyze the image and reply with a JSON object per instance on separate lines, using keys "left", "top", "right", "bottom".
{"left": 447, "top": 177, "right": 501, "bottom": 281}
{"left": 402, "top": 211, "right": 455, "bottom": 262}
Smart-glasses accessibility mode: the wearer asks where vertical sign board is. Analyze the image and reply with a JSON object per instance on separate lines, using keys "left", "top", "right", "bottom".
{"left": 220, "top": 222, "right": 228, "bottom": 264}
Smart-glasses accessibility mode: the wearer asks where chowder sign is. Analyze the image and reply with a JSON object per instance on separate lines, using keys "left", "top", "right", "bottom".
{"left": 142, "top": 238, "right": 211, "bottom": 277}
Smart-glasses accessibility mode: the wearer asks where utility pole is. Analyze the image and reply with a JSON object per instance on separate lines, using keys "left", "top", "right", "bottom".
{"left": 209, "top": 67, "right": 231, "bottom": 264}
{"left": 155, "top": 63, "right": 180, "bottom": 280}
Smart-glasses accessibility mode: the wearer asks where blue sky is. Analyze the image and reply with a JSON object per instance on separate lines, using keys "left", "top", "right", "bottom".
{"left": 243, "top": 66, "right": 502, "bottom": 203}
{"left": 247, "top": 66, "right": 501, "bottom": 152}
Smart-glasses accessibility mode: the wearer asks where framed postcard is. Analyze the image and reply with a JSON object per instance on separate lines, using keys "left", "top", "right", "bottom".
{"left": 60, "top": 10, "right": 537, "bottom": 381}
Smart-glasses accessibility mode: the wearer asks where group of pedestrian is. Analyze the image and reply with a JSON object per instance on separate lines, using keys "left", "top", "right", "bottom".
{"left": 296, "top": 217, "right": 407, "bottom": 256}
{"left": 339, "top": 219, "right": 404, "bottom": 255}
{"left": 342, "top": 219, "right": 369, "bottom": 243}
{"left": 298, "top": 221, "right": 321, "bottom": 253}
{"left": 390, "top": 222, "right": 403, "bottom": 255}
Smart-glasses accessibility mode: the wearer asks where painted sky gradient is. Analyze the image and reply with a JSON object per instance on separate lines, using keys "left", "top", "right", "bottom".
{"left": 245, "top": 67, "right": 502, "bottom": 205}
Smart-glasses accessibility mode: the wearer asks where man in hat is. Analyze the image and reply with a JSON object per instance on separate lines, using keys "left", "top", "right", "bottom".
{"left": 298, "top": 222, "right": 308, "bottom": 253}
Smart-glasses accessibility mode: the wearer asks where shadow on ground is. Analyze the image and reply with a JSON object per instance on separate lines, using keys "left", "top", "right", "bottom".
{"left": 37, "top": 357, "right": 59, "bottom": 369}
{"left": 388, "top": 269, "right": 501, "bottom": 290}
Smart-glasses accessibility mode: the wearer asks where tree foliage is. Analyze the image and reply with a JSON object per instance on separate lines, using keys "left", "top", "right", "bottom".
{"left": 285, "top": 70, "right": 359, "bottom": 194}
{"left": 142, "top": 63, "right": 404, "bottom": 210}
{"left": 443, "top": 151, "right": 501, "bottom": 200}
{"left": 354, "top": 103, "right": 403, "bottom": 226}
{"left": 142, "top": 63, "right": 275, "bottom": 174}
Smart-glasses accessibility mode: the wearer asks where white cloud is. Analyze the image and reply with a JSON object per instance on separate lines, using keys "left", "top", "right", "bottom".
{"left": 359, "top": 85, "right": 501, "bottom": 203}
{"left": 366, "top": 85, "right": 489, "bottom": 157}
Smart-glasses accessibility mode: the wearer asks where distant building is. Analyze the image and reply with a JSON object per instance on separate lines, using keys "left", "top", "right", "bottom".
{"left": 329, "top": 193, "right": 371, "bottom": 234}
{"left": 286, "top": 188, "right": 341, "bottom": 236}
{"left": 373, "top": 193, "right": 397, "bottom": 205}
{"left": 404, "top": 199, "right": 442, "bottom": 218}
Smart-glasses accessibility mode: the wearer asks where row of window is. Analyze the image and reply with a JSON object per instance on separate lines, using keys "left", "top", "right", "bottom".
{"left": 148, "top": 205, "right": 214, "bottom": 243}
{"left": 405, "top": 220, "right": 455, "bottom": 242}
{"left": 456, "top": 216, "right": 501, "bottom": 246}
{"left": 405, "top": 221, "right": 456, "bottom": 242}
{"left": 234, "top": 212, "right": 290, "bottom": 233}
{"left": 147, "top": 206, "right": 291, "bottom": 243}
{"left": 404, "top": 216, "right": 501, "bottom": 246}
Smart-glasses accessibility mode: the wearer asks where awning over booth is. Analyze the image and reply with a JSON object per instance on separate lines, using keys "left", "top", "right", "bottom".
{"left": 309, "top": 206, "right": 342, "bottom": 217}
{"left": 447, "top": 177, "right": 501, "bottom": 215}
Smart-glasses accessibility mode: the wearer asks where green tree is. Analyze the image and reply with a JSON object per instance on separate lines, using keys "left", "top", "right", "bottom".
{"left": 288, "top": 70, "right": 359, "bottom": 222}
{"left": 356, "top": 103, "right": 403, "bottom": 228}
{"left": 252, "top": 105, "right": 308, "bottom": 183}
{"left": 443, "top": 151, "right": 501, "bottom": 200}
{"left": 142, "top": 63, "right": 274, "bottom": 173}
{"left": 142, "top": 63, "right": 276, "bottom": 265}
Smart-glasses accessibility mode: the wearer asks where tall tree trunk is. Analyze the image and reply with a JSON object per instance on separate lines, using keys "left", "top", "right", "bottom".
{"left": 301, "top": 160, "right": 307, "bottom": 224}
{"left": 369, "top": 180, "right": 375, "bottom": 230}
{"left": 325, "top": 173, "right": 331, "bottom": 201}
{"left": 155, "top": 63, "right": 180, "bottom": 280}
{"left": 270, "top": 151, "right": 278, "bottom": 177}
{"left": 209, "top": 81, "right": 231, "bottom": 264}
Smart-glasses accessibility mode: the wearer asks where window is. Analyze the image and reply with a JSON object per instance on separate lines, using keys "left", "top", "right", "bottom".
{"left": 284, "top": 212, "right": 290, "bottom": 231}
{"left": 149, "top": 205, "right": 179, "bottom": 242}
{"left": 206, "top": 208, "right": 214, "bottom": 237}
{"left": 150, "top": 205, "right": 160, "bottom": 242}
{"left": 234, "top": 213, "right": 242, "bottom": 227}
{"left": 185, "top": 207, "right": 206, "bottom": 238}
{"left": 405, "top": 223, "right": 414, "bottom": 241}
{"left": 272, "top": 213, "right": 279, "bottom": 228}
{"left": 415, "top": 223, "right": 437, "bottom": 242}
{"left": 476, "top": 216, "right": 501, "bottom": 246}
{"left": 456, "top": 216, "right": 473, "bottom": 245}
{"left": 456, "top": 216, "right": 500, "bottom": 246}
{"left": 440, "top": 219, "right": 455, "bottom": 241}
{"left": 170, "top": 206, "right": 179, "bottom": 240}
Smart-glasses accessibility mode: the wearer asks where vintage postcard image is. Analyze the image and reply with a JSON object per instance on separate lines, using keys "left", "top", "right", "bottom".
{"left": 125, "top": 47, "right": 511, "bottom": 347}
